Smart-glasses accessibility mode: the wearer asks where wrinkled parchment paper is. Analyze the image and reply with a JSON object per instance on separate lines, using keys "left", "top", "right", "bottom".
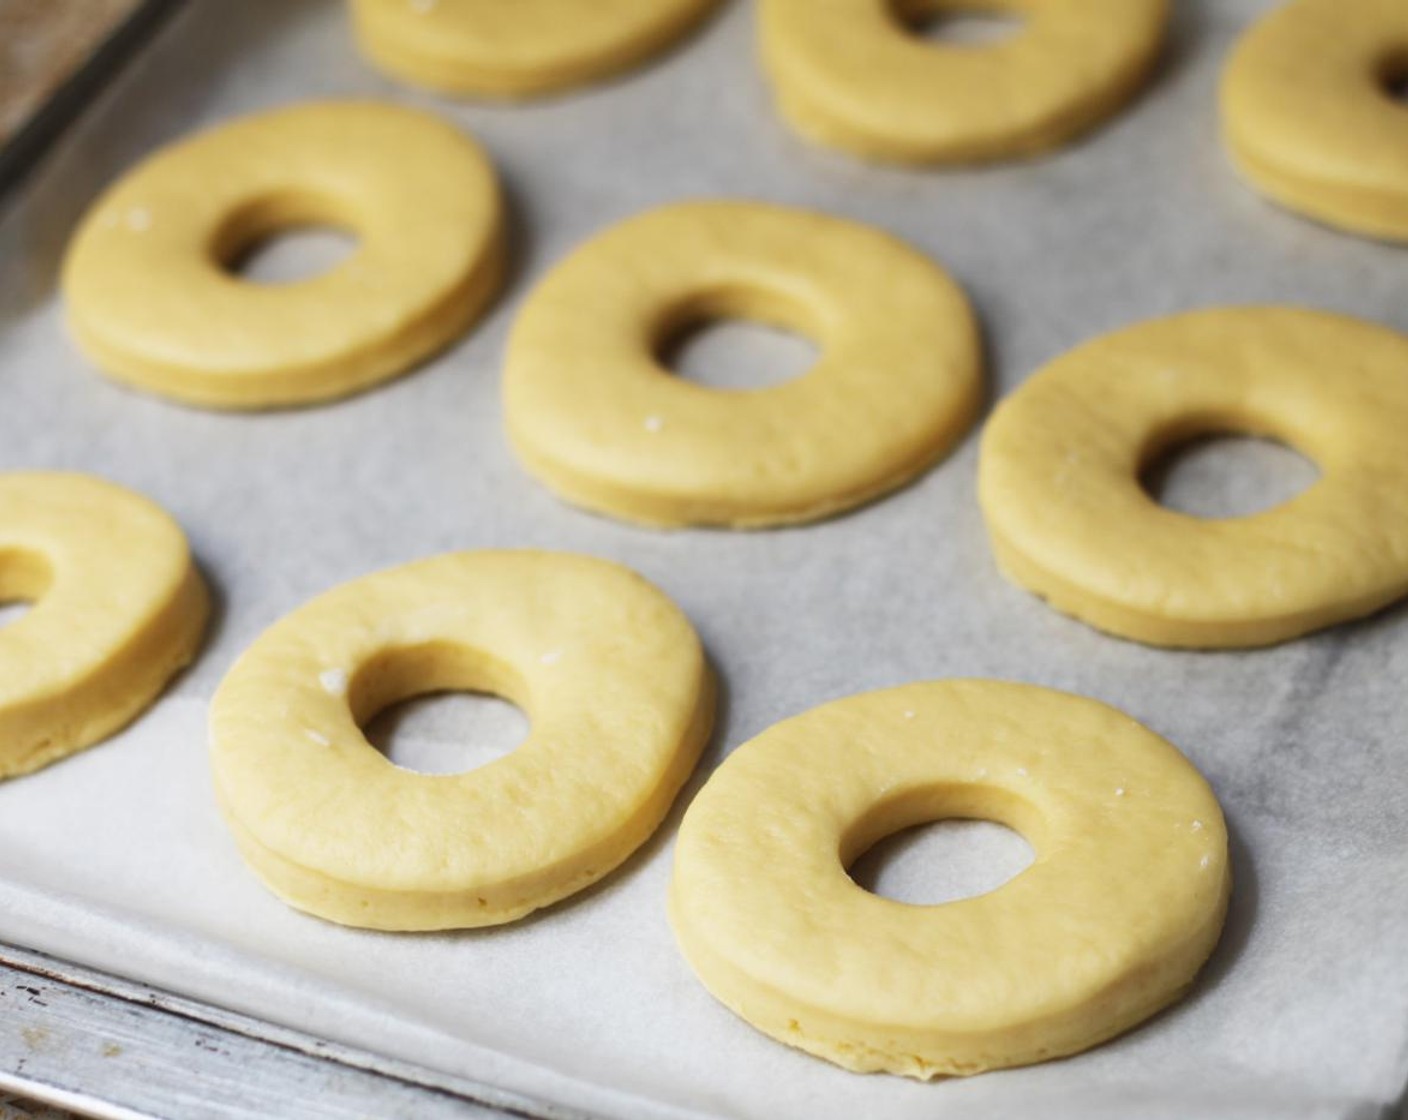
{"left": 0, "top": 2, "right": 1406, "bottom": 1117}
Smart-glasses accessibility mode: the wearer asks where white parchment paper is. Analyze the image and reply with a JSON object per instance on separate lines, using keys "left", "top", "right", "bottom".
{"left": 1, "top": 1, "right": 1406, "bottom": 1117}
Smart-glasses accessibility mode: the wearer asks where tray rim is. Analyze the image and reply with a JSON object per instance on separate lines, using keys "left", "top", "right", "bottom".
{"left": 0, "top": 939, "right": 590, "bottom": 1120}
{"left": 0, "top": 0, "right": 185, "bottom": 215}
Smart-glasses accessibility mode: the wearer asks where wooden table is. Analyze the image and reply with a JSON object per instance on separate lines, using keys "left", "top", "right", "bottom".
{"left": 0, "top": 0, "right": 142, "bottom": 144}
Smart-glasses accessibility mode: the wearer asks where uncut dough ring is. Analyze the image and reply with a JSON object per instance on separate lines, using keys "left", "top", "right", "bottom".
{"left": 669, "top": 680, "right": 1229, "bottom": 1078}
{"left": 210, "top": 550, "right": 714, "bottom": 931}
{"left": 0, "top": 472, "right": 208, "bottom": 780}
{"left": 758, "top": 0, "right": 1169, "bottom": 164}
{"left": 1222, "top": 0, "right": 1408, "bottom": 243}
{"left": 503, "top": 200, "right": 982, "bottom": 529}
{"left": 979, "top": 307, "right": 1408, "bottom": 649}
{"left": 349, "top": 0, "right": 722, "bottom": 98}
{"left": 62, "top": 100, "right": 505, "bottom": 410}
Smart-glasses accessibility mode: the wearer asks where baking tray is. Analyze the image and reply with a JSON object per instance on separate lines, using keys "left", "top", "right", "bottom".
{"left": 0, "top": 0, "right": 183, "bottom": 211}
{"left": 0, "top": 942, "right": 553, "bottom": 1119}
{"left": 1, "top": 1, "right": 1407, "bottom": 1118}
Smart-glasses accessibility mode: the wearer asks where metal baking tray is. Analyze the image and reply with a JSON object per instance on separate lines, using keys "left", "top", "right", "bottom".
{"left": 0, "top": 0, "right": 182, "bottom": 209}
{"left": 2, "top": 1, "right": 1407, "bottom": 1117}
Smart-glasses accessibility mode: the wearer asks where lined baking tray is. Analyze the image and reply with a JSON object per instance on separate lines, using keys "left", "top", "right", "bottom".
{"left": 0, "top": 1, "right": 1406, "bottom": 1117}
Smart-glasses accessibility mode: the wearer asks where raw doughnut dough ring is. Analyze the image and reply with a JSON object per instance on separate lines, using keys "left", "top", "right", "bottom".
{"left": 503, "top": 200, "right": 982, "bottom": 529}
{"left": 669, "top": 680, "right": 1229, "bottom": 1078}
{"left": 759, "top": 0, "right": 1170, "bottom": 164}
{"left": 211, "top": 550, "right": 714, "bottom": 931}
{"left": 1222, "top": 0, "right": 1408, "bottom": 243}
{"left": 350, "top": 0, "right": 721, "bottom": 99}
{"left": 62, "top": 101, "right": 505, "bottom": 410}
{"left": 0, "top": 472, "right": 208, "bottom": 780}
{"left": 979, "top": 307, "right": 1408, "bottom": 649}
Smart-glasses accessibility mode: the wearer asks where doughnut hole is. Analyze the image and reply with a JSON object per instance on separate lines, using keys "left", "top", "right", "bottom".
{"left": 351, "top": 642, "right": 531, "bottom": 776}
{"left": 0, "top": 548, "right": 52, "bottom": 630}
{"left": 212, "top": 192, "right": 360, "bottom": 284}
{"left": 889, "top": 0, "right": 1025, "bottom": 46}
{"left": 1140, "top": 429, "right": 1320, "bottom": 520}
{"left": 1381, "top": 51, "right": 1408, "bottom": 104}
{"left": 655, "top": 286, "right": 822, "bottom": 391}
{"left": 844, "top": 783, "right": 1040, "bottom": 906}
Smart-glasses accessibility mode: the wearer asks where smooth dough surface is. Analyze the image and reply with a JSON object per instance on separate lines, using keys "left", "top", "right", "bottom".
{"left": 759, "top": 0, "right": 1169, "bottom": 164}
{"left": 670, "top": 680, "right": 1229, "bottom": 1078}
{"left": 0, "top": 472, "right": 208, "bottom": 779}
{"left": 211, "top": 550, "right": 713, "bottom": 931}
{"left": 979, "top": 307, "right": 1408, "bottom": 648}
{"left": 350, "top": 0, "right": 721, "bottom": 98}
{"left": 503, "top": 200, "right": 982, "bottom": 529}
{"left": 1222, "top": 0, "right": 1408, "bottom": 242}
{"left": 62, "top": 100, "right": 504, "bottom": 410}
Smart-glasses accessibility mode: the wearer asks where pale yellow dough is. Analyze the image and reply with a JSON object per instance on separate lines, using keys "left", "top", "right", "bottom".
{"left": 759, "top": 0, "right": 1169, "bottom": 164}
{"left": 980, "top": 307, "right": 1408, "bottom": 648}
{"left": 0, "top": 472, "right": 208, "bottom": 779}
{"left": 62, "top": 101, "right": 504, "bottom": 410}
{"left": 670, "top": 680, "right": 1229, "bottom": 1078}
{"left": 1222, "top": 0, "right": 1408, "bottom": 242}
{"left": 350, "top": 0, "right": 721, "bottom": 98}
{"left": 503, "top": 200, "right": 982, "bottom": 529}
{"left": 210, "top": 551, "right": 713, "bottom": 931}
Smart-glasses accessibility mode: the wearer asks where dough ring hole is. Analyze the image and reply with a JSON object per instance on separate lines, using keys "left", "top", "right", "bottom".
{"left": 0, "top": 602, "right": 30, "bottom": 630}
{"left": 1381, "top": 51, "right": 1408, "bottom": 105}
{"left": 1140, "top": 430, "right": 1320, "bottom": 520}
{"left": 654, "top": 287, "right": 822, "bottom": 392}
{"left": 849, "top": 819, "right": 1034, "bottom": 905}
{"left": 212, "top": 193, "right": 361, "bottom": 286}
{"left": 889, "top": 0, "right": 1025, "bottom": 47}
{"left": 0, "top": 549, "right": 53, "bottom": 631}
{"left": 842, "top": 784, "right": 1040, "bottom": 907}
{"left": 351, "top": 642, "right": 532, "bottom": 777}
